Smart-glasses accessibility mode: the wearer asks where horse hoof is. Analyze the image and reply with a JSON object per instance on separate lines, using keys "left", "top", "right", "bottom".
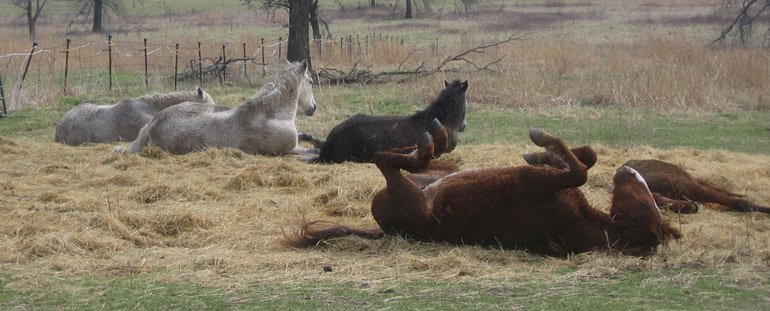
{"left": 417, "top": 132, "right": 435, "bottom": 159}
{"left": 528, "top": 128, "right": 553, "bottom": 147}
{"left": 522, "top": 153, "right": 540, "bottom": 165}
{"left": 430, "top": 118, "right": 443, "bottom": 130}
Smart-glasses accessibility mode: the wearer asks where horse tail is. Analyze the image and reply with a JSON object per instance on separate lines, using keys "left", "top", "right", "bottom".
{"left": 283, "top": 219, "right": 384, "bottom": 248}
{"left": 114, "top": 123, "right": 151, "bottom": 155}
{"left": 298, "top": 132, "right": 324, "bottom": 149}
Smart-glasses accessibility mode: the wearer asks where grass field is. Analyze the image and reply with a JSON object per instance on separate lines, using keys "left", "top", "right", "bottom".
{"left": 2, "top": 0, "right": 770, "bottom": 309}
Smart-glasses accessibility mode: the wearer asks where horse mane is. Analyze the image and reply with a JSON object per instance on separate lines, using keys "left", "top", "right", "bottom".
{"left": 242, "top": 62, "right": 304, "bottom": 111}
{"left": 136, "top": 88, "right": 210, "bottom": 111}
{"left": 412, "top": 80, "right": 465, "bottom": 121}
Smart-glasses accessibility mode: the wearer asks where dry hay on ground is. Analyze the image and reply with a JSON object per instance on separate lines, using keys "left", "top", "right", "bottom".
{"left": 0, "top": 137, "right": 769, "bottom": 290}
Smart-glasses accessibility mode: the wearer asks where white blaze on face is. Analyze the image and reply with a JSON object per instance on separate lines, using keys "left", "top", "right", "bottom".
{"left": 625, "top": 166, "right": 662, "bottom": 216}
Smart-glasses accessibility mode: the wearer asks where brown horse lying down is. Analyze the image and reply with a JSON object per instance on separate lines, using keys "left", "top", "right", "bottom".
{"left": 524, "top": 148, "right": 769, "bottom": 214}
{"left": 286, "top": 128, "right": 681, "bottom": 257}
{"left": 625, "top": 159, "right": 770, "bottom": 214}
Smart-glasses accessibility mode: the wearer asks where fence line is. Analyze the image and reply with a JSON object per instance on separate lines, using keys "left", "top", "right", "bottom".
{"left": 0, "top": 33, "right": 507, "bottom": 114}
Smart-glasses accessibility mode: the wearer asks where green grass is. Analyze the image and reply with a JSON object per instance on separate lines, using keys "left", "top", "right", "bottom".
{"left": 1, "top": 269, "right": 767, "bottom": 310}
{"left": 3, "top": 96, "right": 770, "bottom": 155}
{"left": 464, "top": 108, "right": 770, "bottom": 154}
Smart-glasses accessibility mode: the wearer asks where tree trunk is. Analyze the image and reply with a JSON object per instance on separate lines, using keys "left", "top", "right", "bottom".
{"left": 371, "top": 0, "right": 375, "bottom": 7}
{"left": 405, "top": 0, "right": 413, "bottom": 18}
{"left": 309, "top": 0, "right": 321, "bottom": 39}
{"left": 26, "top": 1, "right": 36, "bottom": 40}
{"left": 288, "top": 0, "right": 312, "bottom": 71}
{"left": 92, "top": 0, "right": 103, "bottom": 33}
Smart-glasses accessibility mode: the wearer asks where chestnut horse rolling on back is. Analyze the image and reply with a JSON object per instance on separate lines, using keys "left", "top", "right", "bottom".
{"left": 286, "top": 128, "right": 681, "bottom": 257}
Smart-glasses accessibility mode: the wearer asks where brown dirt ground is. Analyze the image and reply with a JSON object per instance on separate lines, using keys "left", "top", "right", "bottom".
{"left": 1, "top": 136, "right": 769, "bottom": 290}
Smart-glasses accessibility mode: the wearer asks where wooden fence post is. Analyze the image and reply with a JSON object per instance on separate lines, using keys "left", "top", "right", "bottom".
{"left": 107, "top": 36, "right": 112, "bottom": 90}
{"left": 16, "top": 42, "right": 38, "bottom": 96}
{"left": 278, "top": 37, "right": 282, "bottom": 62}
{"left": 197, "top": 41, "right": 203, "bottom": 86}
{"left": 143, "top": 38, "right": 149, "bottom": 87}
{"left": 261, "top": 38, "right": 266, "bottom": 76}
{"left": 63, "top": 38, "right": 70, "bottom": 95}
{"left": 242, "top": 42, "right": 248, "bottom": 80}
{"left": 0, "top": 74, "right": 7, "bottom": 117}
{"left": 348, "top": 34, "right": 352, "bottom": 61}
{"left": 174, "top": 43, "right": 179, "bottom": 90}
{"left": 221, "top": 44, "right": 227, "bottom": 84}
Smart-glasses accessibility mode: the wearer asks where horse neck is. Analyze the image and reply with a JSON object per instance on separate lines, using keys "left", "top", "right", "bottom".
{"left": 413, "top": 100, "right": 458, "bottom": 129}
{"left": 139, "top": 91, "right": 199, "bottom": 112}
{"left": 237, "top": 83, "right": 299, "bottom": 120}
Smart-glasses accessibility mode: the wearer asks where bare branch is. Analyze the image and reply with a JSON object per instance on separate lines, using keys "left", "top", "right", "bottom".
{"left": 435, "top": 32, "right": 525, "bottom": 71}
{"left": 314, "top": 34, "right": 522, "bottom": 85}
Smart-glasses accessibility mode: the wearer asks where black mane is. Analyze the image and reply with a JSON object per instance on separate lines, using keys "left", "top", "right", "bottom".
{"left": 412, "top": 80, "right": 465, "bottom": 122}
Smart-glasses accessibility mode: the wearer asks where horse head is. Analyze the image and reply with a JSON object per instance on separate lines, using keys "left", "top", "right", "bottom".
{"left": 441, "top": 80, "right": 469, "bottom": 133}
{"left": 194, "top": 86, "right": 216, "bottom": 105}
{"left": 295, "top": 60, "right": 317, "bottom": 116}
{"left": 610, "top": 166, "right": 682, "bottom": 254}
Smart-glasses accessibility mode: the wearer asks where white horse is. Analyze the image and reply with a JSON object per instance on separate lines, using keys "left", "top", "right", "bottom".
{"left": 114, "top": 61, "right": 317, "bottom": 155}
{"left": 55, "top": 87, "right": 214, "bottom": 146}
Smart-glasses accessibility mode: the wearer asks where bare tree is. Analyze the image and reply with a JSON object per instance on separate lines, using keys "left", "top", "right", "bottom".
{"left": 242, "top": 0, "right": 329, "bottom": 39}
{"left": 13, "top": 0, "right": 48, "bottom": 41}
{"left": 72, "top": 0, "right": 131, "bottom": 33}
{"left": 405, "top": 0, "right": 413, "bottom": 18}
{"left": 713, "top": 0, "right": 770, "bottom": 46}
{"left": 287, "top": 0, "right": 312, "bottom": 70}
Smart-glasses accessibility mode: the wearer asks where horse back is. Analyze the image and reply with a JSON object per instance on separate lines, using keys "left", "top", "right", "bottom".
{"left": 319, "top": 114, "right": 430, "bottom": 163}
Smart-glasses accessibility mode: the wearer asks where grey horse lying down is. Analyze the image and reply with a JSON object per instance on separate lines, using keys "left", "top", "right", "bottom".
{"left": 114, "top": 61, "right": 317, "bottom": 156}
{"left": 54, "top": 87, "right": 214, "bottom": 146}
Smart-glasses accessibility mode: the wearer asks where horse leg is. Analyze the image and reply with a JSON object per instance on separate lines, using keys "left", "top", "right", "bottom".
{"left": 520, "top": 128, "right": 590, "bottom": 194}
{"left": 113, "top": 123, "right": 150, "bottom": 155}
{"left": 371, "top": 133, "right": 436, "bottom": 235}
{"left": 652, "top": 192, "right": 699, "bottom": 214}
{"left": 684, "top": 179, "right": 768, "bottom": 213}
{"left": 429, "top": 118, "right": 452, "bottom": 157}
{"left": 695, "top": 178, "right": 745, "bottom": 198}
{"left": 297, "top": 133, "right": 324, "bottom": 149}
{"left": 522, "top": 145, "right": 597, "bottom": 169}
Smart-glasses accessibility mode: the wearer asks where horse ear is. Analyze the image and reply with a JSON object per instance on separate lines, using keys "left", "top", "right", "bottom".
{"left": 196, "top": 86, "right": 203, "bottom": 98}
{"left": 460, "top": 80, "right": 469, "bottom": 91}
{"left": 444, "top": 80, "right": 449, "bottom": 88}
{"left": 300, "top": 59, "right": 308, "bottom": 72}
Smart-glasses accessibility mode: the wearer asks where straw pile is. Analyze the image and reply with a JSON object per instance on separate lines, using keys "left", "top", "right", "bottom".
{"left": 1, "top": 137, "right": 768, "bottom": 289}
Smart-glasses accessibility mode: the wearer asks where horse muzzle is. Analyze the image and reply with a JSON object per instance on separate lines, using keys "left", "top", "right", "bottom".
{"left": 304, "top": 105, "right": 316, "bottom": 116}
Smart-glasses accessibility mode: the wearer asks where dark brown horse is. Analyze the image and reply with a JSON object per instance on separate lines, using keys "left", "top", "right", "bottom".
{"left": 286, "top": 129, "right": 681, "bottom": 257}
{"left": 624, "top": 159, "right": 770, "bottom": 214}
{"left": 299, "top": 80, "right": 468, "bottom": 163}
{"left": 523, "top": 148, "right": 769, "bottom": 214}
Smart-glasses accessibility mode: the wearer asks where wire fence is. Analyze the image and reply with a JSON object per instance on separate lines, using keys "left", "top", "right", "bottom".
{"left": 0, "top": 33, "right": 490, "bottom": 114}
{"left": 1, "top": 34, "right": 441, "bottom": 85}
